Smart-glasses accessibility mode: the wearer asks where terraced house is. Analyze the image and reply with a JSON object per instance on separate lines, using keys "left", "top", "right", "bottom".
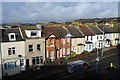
{"left": 0, "top": 28, "right": 2, "bottom": 79}
{"left": 20, "top": 24, "right": 45, "bottom": 69}
{"left": 1, "top": 28, "right": 25, "bottom": 76}
{"left": 98, "top": 26, "right": 120, "bottom": 47}
{"left": 43, "top": 25, "right": 85, "bottom": 60}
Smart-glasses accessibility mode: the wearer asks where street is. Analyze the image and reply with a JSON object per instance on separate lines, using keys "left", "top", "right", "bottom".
{"left": 34, "top": 49, "right": 120, "bottom": 80}
{"left": 2, "top": 47, "right": 120, "bottom": 80}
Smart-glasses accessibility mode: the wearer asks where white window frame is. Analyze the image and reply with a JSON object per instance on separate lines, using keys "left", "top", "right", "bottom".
{"left": 4, "top": 62, "right": 17, "bottom": 69}
{"left": 8, "top": 47, "right": 16, "bottom": 55}
{"left": 29, "top": 45, "right": 33, "bottom": 52}
{"left": 37, "top": 44, "right": 41, "bottom": 51}
{"left": 8, "top": 33, "right": 16, "bottom": 41}
{"left": 31, "top": 31, "right": 38, "bottom": 37}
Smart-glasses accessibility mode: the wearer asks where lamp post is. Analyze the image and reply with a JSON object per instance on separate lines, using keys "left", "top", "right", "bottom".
{"left": 101, "top": 27, "right": 105, "bottom": 56}
{"left": 96, "top": 48, "right": 99, "bottom": 73}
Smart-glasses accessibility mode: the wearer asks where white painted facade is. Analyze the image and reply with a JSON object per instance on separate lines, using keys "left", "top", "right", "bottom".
{"left": 84, "top": 34, "right": 104, "bottom": 52}
{"left": 0, "top": 43, "right": 2, "bottom": 80}
{"left": 84, "top": 36, "right": 94, "bottom": 52}
{"left": 25, "top": 30, "right": 42, "bottom": 38}
{"left": 104, "top": 33, "right": 119, "bottom": 47}
{"left": 1, "top": 41, "right": 25, "bottom": 76}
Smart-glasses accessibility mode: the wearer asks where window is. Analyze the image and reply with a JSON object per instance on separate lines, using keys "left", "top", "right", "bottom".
{"left": 87, "top": 36, "right": 88, "bottom": 41}
{"left": 91, "top": 36, "right": 92, "bottom": 40}
{"left": 100, "top": 36, "right": 102, "bottom": 39}
{"left": 31, "top": 31, "right": 37, "bottom": 36}
{"left": 12, "top": 47, "right": 15, "bottom": 54}
{"left": 67, "top": 38, "right": 70, "bottom": 44}
{"left": 97, "top": 36, "right": 98, "bottom": 40}
{"left": 37, "top": 44, "right": 41, "bottom": 51}
{"left": 32, "top": 56, "right": 43, "bottom": 65}
{"left": 29, "top": 45, "right": 33, "bottom": 52}
{"left": 8, "top": 47, "right": 16, "bottom": 55}
{"left": 4, "top": 62, "right": 17, "bottom": 69}
{"left": 8, "top": 33, "right": 16, "bottom": 41}
{"left": 50, "top": 39, "right": 54, "bottom": 46}
{"left": 20, "top": 59, "right": 24, "bottom": 66}
{"left": 8, "top": 48, "right": 12, "bottom": 55}
{"left": 89, "top": 45, "right": 91, "bottom": 50}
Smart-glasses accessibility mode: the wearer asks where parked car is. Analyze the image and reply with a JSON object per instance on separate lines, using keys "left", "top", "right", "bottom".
{"left": 67, "top": 60, "right": 89, "bottom": 74}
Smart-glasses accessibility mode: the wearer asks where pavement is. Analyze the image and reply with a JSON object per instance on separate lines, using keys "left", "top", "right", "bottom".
{"left": 2, "top": 46, "right": 118, "bottom": 80}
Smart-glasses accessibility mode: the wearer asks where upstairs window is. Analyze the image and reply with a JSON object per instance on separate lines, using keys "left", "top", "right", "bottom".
{"left": 37, "top": 44, "right": 41, "bottom": 51}
{"left": 29, "top": 45, "right": 33, "bottom": 52}
{"left": 31, "top": 31, "right": 37, "bottom": 36}
{"left": 97, "top": 36, "right": 98, "bottom": 40}
{"left": 91, "top": 36, "right": 92, "bottom": 40}
{"left": 50, "top": 39, "right": 54, "bottom": 46}
{"left": 8, "top": 33, "right": 16, "bottom": 41}
{"left": 8, "top": 47, "right": 16, "bottom": 55}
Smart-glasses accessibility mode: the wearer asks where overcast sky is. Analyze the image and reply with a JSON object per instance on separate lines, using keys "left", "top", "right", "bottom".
{"left": 1, "top": 0, "right": 119, "bottom": 23}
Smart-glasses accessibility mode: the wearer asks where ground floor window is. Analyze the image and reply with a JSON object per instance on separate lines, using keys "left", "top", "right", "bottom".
{"left": 32, "top": 56, "right": 43, "bottom": 65}
{"left": 4, "top": 61, "right": 17, "bottom": 69}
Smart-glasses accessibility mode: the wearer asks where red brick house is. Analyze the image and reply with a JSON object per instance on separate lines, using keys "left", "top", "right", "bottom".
{"left": 43, "top": 25, "right": 84, "bottom": 60}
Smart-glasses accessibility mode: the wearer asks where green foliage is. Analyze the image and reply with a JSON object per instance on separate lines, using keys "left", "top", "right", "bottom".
{"left": 70, "top": 52, "right": 76, "bottom": 57}
{"left": 45, "top": 58, "right": 51, "bottom": 64}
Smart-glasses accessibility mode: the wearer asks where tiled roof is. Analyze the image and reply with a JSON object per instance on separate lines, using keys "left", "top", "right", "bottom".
{"left": 79, "top": 26, "right": 94, "bottom": 36}
{"left": 1, "top": 28, "right": 24, "bottom": 42}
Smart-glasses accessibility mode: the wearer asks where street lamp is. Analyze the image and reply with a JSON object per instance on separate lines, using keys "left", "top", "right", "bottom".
{"left": 96, "top": 48, "right": 99, "bottom": 73}
{"left": 101, "top": 27, "right": 105, "bottom": 56}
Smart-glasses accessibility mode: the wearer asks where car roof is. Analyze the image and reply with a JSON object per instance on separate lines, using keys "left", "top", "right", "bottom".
{"left": 67, "top": 60, "right": 85, "bottom": 65}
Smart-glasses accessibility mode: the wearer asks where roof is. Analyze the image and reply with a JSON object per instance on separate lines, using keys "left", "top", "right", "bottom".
{"left": 19, "top": 25, "right": 42, "bottom": 39}
{"left": 98, "top": 26, "right": 119, "bottom": 33}
{"left": 79, "top": 26, "right": 94, "bottom": 36}
{"left": 43, "top": 26, "right": 68, "bottom": 38}
{"left": 1, "top": 28, "right": 24, "bottom": 42}
{"left": 87, "top": 25, "right": 103, "bottom": 34}
{"left": 66, "top": 26, "right": 84, "bottom": 38}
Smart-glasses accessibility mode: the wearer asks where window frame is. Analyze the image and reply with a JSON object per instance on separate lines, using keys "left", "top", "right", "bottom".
{"left": 29, "top": 45, "right": 33, "bottom": 52}
{"left": 37, "top": 44, "right": 41, "bottom": 51}
{"left": 8, "top": 33, "right": 16, "bottom": 41}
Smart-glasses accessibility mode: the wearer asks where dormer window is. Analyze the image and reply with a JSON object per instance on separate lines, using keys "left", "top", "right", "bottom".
{"left": 8, "top": 33, "right": 16, "bottom": 41}
{"left": 31, "top": 31, "right": 37, "bottom": 36}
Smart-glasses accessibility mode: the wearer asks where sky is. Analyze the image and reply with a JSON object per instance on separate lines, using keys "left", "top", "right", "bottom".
{"left": 1, "top": 0, "right": 119, "bottom": 23}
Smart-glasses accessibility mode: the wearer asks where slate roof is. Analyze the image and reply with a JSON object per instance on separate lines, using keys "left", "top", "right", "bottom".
{"left": 98, "top": 26, "right": 119, "bottom": 33}
{"left": 43, "top": 26, "right": 68, "bottom": 38}
{"left": 43, "top": 25, "right": 84, "bottom": 38}
{"left": 78, "top": 26, "right": 94, "bottom": 36}
{"left": 66, "top": 26, "right": 84, "bottom": 38}
{"left": 1, "top": 28, "right": 24, "bottom": 42}
{"left": 87, "top": 26, "right": 103, "bottom": 34}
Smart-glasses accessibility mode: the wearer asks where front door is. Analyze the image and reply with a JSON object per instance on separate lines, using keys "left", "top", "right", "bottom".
{"left": 26, "top": 59, "right": 29, "bottom": 69}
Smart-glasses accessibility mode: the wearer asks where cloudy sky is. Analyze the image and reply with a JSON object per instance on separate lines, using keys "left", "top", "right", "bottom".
{"left": 1, "top": 0, "right": 119, "bottom": 23}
